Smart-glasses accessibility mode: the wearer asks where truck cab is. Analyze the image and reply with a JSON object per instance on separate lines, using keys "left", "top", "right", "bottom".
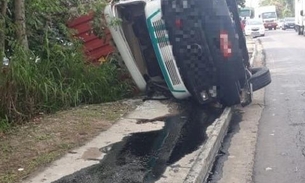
{"left": 256, "top": 6, "right": 278, "bottom": 30}
{"left": 104, "top": 0, "right": 191, "bottom": 100}
{"left": 295, "top": 0, "right": 305, "bottom": 35}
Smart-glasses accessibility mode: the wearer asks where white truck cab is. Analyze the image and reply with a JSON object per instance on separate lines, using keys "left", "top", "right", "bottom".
{"left": 255, "top": 6, "right": 278, "bottom": 30}
{"left": 104, "top": 0, "right": 191, "bottom": 99}
{"left": 295, "top": 0, "right": 305, "bottom": 35}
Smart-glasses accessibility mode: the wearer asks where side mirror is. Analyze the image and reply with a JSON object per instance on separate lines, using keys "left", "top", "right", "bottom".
{"left": 301, "top": 10, "right": 304, "bottom": 16}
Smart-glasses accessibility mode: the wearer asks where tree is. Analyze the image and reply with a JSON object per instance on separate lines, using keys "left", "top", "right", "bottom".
{"left": 15, "top": 0, "right": 28, "bottom": 49}
{"left": 260, "top": 0, "right": 294, "bottom": 17}
{"left": 0, "top": 0, "right": 8, "bottom": 59}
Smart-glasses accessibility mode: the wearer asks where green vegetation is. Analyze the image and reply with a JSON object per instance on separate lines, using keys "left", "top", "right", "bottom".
{"left": 0, "top": 0, "right": 133, "bottom": 129}
{"left": 260, "top": 0, "right": 294, "bottom": 17}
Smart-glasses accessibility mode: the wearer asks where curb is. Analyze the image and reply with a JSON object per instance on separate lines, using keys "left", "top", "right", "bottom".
{"left": 184, "top": 107, "right": 233, "bottom": 183}
{"left": 250, "top": 39, "right": 258, "bottom": 66}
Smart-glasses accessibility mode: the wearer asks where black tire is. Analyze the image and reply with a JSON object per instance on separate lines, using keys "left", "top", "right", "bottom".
{"left": 299, "top": 26, "right": 304, "bottom": 35}
{"left": 249, "top": 67, "right": 271, "bottom": 91}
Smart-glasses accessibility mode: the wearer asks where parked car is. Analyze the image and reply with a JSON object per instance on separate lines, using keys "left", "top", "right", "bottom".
{"left": 244, "top": 19, "right": 265, "bottom": 37}
{"left": 277, "top": 19, "right": 284, "bottom": 29}
{"left": 105, "top": 0, "right": 271, "bottom": 107}
{"left": 282, "top": 17, "right": 295, "bottom": 30}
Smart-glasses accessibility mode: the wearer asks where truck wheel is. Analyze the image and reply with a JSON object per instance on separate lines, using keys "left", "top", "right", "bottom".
{"left": 249, "top": 67, "right": 271, "bottom": 91}
{"left": 298, "top": 26, "right": 304, "bottom": 35}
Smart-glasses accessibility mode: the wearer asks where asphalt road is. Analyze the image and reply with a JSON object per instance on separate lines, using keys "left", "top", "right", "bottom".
{"left": 254, "top": 29, "right": 305, "bottom": 183}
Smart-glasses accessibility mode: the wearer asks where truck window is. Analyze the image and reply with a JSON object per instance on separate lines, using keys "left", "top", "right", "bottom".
{"left": 240, "top": 10, "right": 251, "bottom": 17}
{"left": 262, "top": 12, "right": 276, "bottom": 19}
{"left": 239, "top": 8, "right": 254, "bottom": 18}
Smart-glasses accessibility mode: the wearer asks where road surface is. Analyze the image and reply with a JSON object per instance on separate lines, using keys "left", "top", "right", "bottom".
{"left": 254, "top": 29, "right": 305, "bottom": 183}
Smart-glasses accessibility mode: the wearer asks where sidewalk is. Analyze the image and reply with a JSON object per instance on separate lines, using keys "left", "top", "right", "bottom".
{"left": 23, "top": 100, "right": 179, "bottom": 183}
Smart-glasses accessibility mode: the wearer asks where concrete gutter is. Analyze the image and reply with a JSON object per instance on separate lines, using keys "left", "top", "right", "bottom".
{"left": 155, "top": 107, "right": 233, "bottom": 183}
{"left": 183, "top": 107, "right": 233, "bottom": 183}
{"left": 250, "top": 39, "right": 258, "bottom": 66}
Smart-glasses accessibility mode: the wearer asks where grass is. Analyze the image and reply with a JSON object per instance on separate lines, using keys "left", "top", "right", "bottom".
{"left": 0, "top": 119, "right": 10, "bottom": 133}
{"left": 0, "top": 39, "right": 133, "bottom": 124}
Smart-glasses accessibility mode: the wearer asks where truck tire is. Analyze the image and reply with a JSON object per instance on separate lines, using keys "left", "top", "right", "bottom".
{"left": 249, "top": 67, "right": 271, "bottom": 91}
{"left": 298, "top": 26, "right": 304, "bottom": 35}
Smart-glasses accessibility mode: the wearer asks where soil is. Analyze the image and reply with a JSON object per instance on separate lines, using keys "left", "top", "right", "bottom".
{"left": 0, "top": 99, "right": 141, "bottom": 183}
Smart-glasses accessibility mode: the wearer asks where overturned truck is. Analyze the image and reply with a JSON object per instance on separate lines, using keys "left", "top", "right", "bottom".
{"left": 105, "top": 0, "right": 271, "bottom": 107}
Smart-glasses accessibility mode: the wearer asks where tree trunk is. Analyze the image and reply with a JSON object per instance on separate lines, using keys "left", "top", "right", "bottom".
{"left": 14, "top": 0, "right": 28, "bottom": 50}
{"left": 0, "top": 0, "right": 8, "bottom": 58}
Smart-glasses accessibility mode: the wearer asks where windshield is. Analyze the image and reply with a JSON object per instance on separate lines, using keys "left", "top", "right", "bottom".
{"left": 247, "top": 20, "right": 262, "bottom": 25}
{"left": 240, "top": 10, "right": 251, "bottom": 17}
{"left": 262, "top": 12, "right": 276, "bottom": 19}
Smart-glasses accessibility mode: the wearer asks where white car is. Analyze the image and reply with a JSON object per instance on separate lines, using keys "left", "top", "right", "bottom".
{"left": 277, "top": 19, "right": 284, "bottom": 29}
{"left": 244, "top": 19, "right": 265, "bottom": 37}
